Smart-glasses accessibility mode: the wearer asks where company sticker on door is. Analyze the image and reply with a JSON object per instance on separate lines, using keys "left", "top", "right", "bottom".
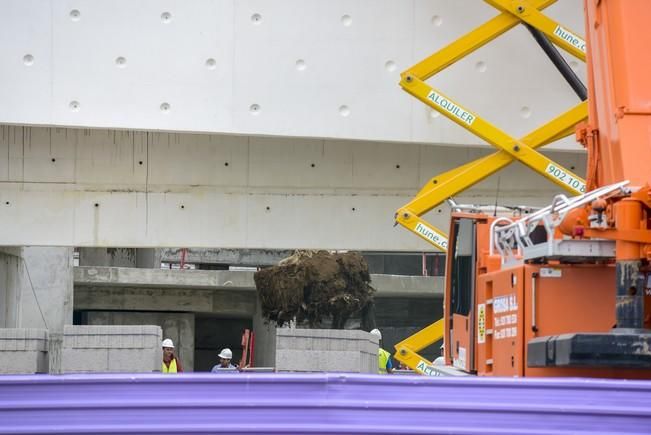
{"left": 493, "top": 294, "right": 518, "bottom": 341}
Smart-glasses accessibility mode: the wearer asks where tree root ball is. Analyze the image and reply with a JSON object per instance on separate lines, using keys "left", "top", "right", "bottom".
{"left": 254, "top": 251, "right": 375, "bottom": 328}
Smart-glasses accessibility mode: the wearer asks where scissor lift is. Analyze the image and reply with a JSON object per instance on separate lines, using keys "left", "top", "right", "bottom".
{"left": 393, "top": 0, "right": 589, "bottom": 374}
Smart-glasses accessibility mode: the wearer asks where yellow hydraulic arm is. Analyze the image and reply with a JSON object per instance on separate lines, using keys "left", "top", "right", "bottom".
{"left": 394, "top": 0, "right": 588, "bottom": 253}
{"left": 393, "top": 0, "right": 588, "bottom": 374}
{"left": 394, "top": 319, "right": 445, "bottom": 376}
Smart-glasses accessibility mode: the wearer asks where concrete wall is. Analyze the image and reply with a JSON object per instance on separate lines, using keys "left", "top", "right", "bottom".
{"left": 62, "top": 325, "right": 161, "bottom": 373}
{"left": 274, "top": 329, "right": 377, "bottom": 373}
{"left": 0, "top": 329, "right": 48, "bottom": 374}
{"left": 0, "top": 127, "right": 585, "bottom": 250}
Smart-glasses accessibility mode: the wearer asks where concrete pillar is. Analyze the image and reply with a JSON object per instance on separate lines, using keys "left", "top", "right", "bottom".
{"left": 0, "top": 247, "right": 74, "bottom": 373}
{"left": 20, "top": 247, "right": 74, "bottom": 332}
{"left": 0, "top": 248, "right": 22, "bottom": 328}
{"left": 252, "top": 298, "right": 277, "bottom": 368}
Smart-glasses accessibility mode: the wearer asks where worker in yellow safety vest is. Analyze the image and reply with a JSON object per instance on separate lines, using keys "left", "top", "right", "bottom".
{"left": 161, "top": 338, "right": 183, "bottom": 373}
{"left": 370, "top": 329, "right": 393, "bottom": 374}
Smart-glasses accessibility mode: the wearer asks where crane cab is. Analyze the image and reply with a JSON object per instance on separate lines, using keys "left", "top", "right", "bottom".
{"left": 444, "top": 211, "right": 651, "bottom": 378}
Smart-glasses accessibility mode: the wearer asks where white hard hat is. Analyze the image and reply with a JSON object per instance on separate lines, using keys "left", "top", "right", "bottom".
{"left": 162, "top": 339, "right": 174, "bottom": 349}
{"left": 370, "top": 329, "right": 382, "bottom": 340}
{"left": 218, "top": 348, "right": 233, "bottom": 359}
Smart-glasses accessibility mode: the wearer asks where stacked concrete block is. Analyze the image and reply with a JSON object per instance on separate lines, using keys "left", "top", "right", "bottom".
{"left": 0, "top": 329, "right": 49, "bottom": 374}
{"left": 275, "top": 329, "right": 378, "bottom": 373}
{"left": 62, "top": 325, "right": 162, "bottom": 373}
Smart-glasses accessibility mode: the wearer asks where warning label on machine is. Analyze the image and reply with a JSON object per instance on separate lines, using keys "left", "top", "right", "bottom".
{"left": 477, "top": 303, "right": 486, "bottom": 344}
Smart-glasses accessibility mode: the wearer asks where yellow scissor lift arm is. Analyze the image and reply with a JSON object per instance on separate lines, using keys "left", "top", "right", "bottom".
{"left": 394, "top": 0, "right": 588, "bottom": 375}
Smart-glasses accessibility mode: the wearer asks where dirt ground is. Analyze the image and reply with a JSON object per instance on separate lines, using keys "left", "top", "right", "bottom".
{"left": 254, "top": 251, "right": 375, "bottom": 328}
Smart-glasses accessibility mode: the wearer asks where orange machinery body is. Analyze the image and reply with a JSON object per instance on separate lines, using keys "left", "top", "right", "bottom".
{"left": 444, "top": 213, "right": 651, "bottom": 378}
{"left": 582, "top": 0, "right": 651, "bottom": 190}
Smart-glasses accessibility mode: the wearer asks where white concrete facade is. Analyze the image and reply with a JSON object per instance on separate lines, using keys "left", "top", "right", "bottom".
{"left": 0, "top": 1, "right": 588, "bottom": 250}
{"left": 1, "top": 1, "right": 585, "bottom": 148}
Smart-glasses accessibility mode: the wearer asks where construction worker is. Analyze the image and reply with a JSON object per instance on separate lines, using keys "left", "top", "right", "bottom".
{"left": 211, "top": 348, "right": 236, "bottom": 372}
{"left": 161, "top": 338, "right": 183, "bottom": 373}
{"left": 370, "top": 329, "right": 393, "bottom": 374}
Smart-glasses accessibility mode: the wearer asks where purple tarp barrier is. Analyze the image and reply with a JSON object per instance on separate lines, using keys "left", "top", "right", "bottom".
{"left": 0, "top": 373, "right": 650, "bottom": 434}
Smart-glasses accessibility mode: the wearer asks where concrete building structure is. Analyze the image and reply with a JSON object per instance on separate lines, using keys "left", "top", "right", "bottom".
{"left": 0, "top": 1, "right": 587, "bottom": 372}
{"left": 74, "top": 263, "right": 443, "bottom": 371}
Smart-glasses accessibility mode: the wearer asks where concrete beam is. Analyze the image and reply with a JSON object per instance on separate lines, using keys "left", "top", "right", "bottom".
{"left": 160, "top": 248, "right": 293, "bottom": 267}
{"left": 74, "top": 266, "right": 443, "bottom": 297}
{"left": 74, "top": 267, "right": 254, "bottom": 290}
{"left": 370, "top": 274, "right": 443, "bottom": 298}
{"left": 75, "top": 287, "right": 255, "bottom": 317}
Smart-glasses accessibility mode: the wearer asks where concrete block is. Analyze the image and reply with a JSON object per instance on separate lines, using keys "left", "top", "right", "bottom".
{"left": 274, "top": 329, "right": 377, "bottom": 373}
{"left": 62, "top": 348, "right": 109, "bottom": 373}
{"left": 0, "top": 329, "right": 49, "bottom": 373}
{"left": 121, "top": 334, "right": 136, "bottom": 349}
{"left": 0, "top": 351, "right": 48, "bottom": 374}
{"left": 108, "top": 349, "right": 159, "bottom": 372}
{"left": 276, "top": 350, "right": 370, "bottom": 372}
{"left": 141, "top": 325, "right": 161, "bottom": 336}
{"left": 0, "top": 340, "right": 14, "bottom": 351}
{"left": 62, "top": 325, "right": 162, "bottom": 373}
{"left": 97, "top": 333, "right": 110, "bottom": 348}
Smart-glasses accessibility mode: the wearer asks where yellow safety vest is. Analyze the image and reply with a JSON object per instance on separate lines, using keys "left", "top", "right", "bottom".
{"left": 162, "top": 358, "right": 177, "bottom": 373}
{"left": 378, "top": 348, "right": 391, "bottom": 374}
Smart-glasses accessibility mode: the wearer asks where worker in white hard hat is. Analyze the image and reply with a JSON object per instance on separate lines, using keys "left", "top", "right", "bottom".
{"left": 211, "top": 348, "right": 236, "bottom": 372}
{"left": 370, "top": 329, "right": 393, "bottom": 374}
{"left": 161, "top": 338, "right": 183, "bottom": 373}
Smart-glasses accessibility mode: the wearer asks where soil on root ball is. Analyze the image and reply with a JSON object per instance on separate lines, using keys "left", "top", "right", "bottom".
{"left": 254, "top": 250, "right": 375, "bottom": 328}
